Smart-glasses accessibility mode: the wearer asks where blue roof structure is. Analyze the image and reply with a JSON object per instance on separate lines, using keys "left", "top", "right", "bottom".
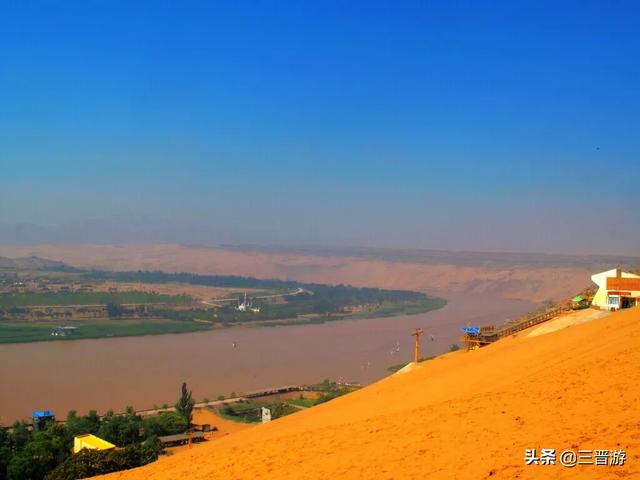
{"left": 463, "top": 327, "right": 480, "bottom": 335}
{"left": 32, "top": 410, "right": 55, "bottom": 418}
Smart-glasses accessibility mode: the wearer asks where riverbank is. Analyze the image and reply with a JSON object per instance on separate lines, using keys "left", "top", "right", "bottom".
{"left": 0, "top": 263, "right": 447, "bottom": 343}
{"left": 0, "top": 297, "right": 446, "bottom": 344}
{"left": 0, "top": 318, "right": 211, "bottom": 344}
{"left": 0, "top": 293, "right": 534, "bottom": 424}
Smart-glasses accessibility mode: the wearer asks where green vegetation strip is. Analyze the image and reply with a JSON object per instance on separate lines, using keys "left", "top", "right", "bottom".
{"left": 288, "top": 398, "right": 315, "bottom": 408}
{"left": 0, "top": 268, "right": 447, "bottom": 343}
{"left": 0, "top": 291, "right": 192, "bottom": 308}
{"left": 215, "top": 382, "right": 357, "bottom": 424}
{"left": 0, "top": 319, "right": 209, "bottom": 344}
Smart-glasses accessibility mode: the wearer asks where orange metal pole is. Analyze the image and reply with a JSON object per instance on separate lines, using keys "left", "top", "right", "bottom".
{"left": 412, "top": 328, "right": 424, "bottom": 363}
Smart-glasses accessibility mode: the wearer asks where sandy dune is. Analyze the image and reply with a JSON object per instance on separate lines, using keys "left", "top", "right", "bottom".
{"left": 0, "top": 244, "right": 597, "bottom": 302}
{"left": 97, "top": 306, "right": 640, "bottom": 480}
{"left": 527, "top": 308, "right": 611, "bottom": 338}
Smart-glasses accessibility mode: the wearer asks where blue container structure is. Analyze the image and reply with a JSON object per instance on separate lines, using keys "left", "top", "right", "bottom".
{"left": 461, "top": 327, "right": 481, "bottom": 350}
{"left": 32, "top": 410, "right": 56, "bottom": 431}
{"left": 462, "top": 327, "right": 480, "bottom": 336}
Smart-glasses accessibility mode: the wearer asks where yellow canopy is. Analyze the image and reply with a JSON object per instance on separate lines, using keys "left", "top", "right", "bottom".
{"left": 73, "top": 434, "right": 116, "bottom": 454}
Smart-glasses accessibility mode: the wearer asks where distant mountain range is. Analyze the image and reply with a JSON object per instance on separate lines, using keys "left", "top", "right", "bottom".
{"left": 222, "top": 244, "right": 640, "bottom": 269}
{"left": 2, "top": 216, "right": 639, "bottom": 266}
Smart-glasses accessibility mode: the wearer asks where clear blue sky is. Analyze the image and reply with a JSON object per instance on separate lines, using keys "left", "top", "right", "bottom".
{"left": 1, "top": 1, "right": 638, "bottom": 254}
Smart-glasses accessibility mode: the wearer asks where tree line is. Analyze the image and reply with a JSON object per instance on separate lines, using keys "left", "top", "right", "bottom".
{"left": 0, "top": 383, "right": 195, "bottom": 480}
{"left": 83, "top": 270, "right": 430, "bottom": 303}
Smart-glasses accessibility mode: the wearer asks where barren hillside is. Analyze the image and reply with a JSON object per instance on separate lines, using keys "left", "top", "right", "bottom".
{"left": 0, "top": 244, "right": 612, "bottom": 303}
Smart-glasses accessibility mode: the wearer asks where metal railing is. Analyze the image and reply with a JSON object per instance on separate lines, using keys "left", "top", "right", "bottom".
{"left": 477, "top": 307, "right": 568, "bottom": 343}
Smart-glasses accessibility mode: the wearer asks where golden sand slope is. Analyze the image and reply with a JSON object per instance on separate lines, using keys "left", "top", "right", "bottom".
{"left": 100, "top": 307, "right": 640, "bottom": 480}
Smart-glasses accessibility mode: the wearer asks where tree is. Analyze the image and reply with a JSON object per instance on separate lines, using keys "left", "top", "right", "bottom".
{"left": 66, "top": 410, "right": 100, "bottom": 437}
{"left": 9, "top": 421, "right": 30, "bottom": 451}
{"left": 7, "top": 425, "right": 70, "bottom": 480}
{"left": 105, "top": 303, "right": 124, "bottom": 318}
{"left": 3, "top": 407, "right": 170, "bottom": 480}
{"left": 269, "top": 402, "right": 292, "bottom": 419}
{"left": 320, "top": 378, "right": 334, "bottom": 392}
{"left": 0, "top": 428, "right": 11, "bottom": 480}
{"left": 98, "top": 408, "right": 142, "bottom": 446}
{"left": 175, "top": 383, "right": 195, "bottom": 427}
{"left": 44, "top": 441, "right": 161, "bottom": 480}
{"left": 142, "top": 412, "right": 187, "bottom": 437}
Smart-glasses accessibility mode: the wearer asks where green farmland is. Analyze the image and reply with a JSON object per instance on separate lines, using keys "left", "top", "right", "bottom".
{"left": 0, "top": 291, "right": 192, "bottom": 308}
{"left": 0, "top": 319, "right": 209, "bottom": 344}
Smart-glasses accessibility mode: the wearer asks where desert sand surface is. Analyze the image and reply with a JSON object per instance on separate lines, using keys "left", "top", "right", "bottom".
{"left": 97, "top": 306, "right": 640, "bottom": 480}
{"left": 158, "top": 408, "right": 254, "bottom": 458}
{"left": 527, "top": 308, "right": 611, "bottom": 338}
{"left": 0, "top": 244, "right": 604, "bottom": 302}
{"left": 192, "top": 408, "right": 253, "bottom": 438}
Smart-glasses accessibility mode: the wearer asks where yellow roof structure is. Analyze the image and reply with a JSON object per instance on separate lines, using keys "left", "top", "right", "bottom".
{"left": 73, "top": 434, "right": 116, "bottom": 454}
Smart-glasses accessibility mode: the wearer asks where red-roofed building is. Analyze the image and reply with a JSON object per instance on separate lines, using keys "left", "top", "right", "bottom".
{"left": 591, "top": 268, "right": 640, "bottom": 311}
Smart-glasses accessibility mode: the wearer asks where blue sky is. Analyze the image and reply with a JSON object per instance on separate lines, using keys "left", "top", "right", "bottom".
{"left": 1, "top": 1, "right": 639, "bottom": 254}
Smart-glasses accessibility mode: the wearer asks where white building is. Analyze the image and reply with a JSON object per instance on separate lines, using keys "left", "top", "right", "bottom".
{"left": 236, "top": 292, "right": 260, "bottom": 313}
{"left": 591, "top": 268, "right": 640, "bottom": 311}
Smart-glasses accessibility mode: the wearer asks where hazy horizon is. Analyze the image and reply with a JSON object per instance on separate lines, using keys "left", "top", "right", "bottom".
{"left": 2, "top": 214, "right": 640, "bottom": 259}
{"left": 2, "top": 2, "right": 639, "bottom": 255}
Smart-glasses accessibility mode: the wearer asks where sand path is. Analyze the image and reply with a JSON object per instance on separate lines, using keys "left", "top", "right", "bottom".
{"left": 527, "top": 308, "right": 610, "bottom": 338}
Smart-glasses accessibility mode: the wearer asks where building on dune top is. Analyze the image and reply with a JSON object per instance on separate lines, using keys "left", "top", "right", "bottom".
{"left": 591, "top": 268, "right": 640, "bottom": 311}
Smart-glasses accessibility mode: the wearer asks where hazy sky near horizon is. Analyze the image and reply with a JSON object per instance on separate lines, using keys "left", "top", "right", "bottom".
{"left": 1, "top": 1, "right": 639, "bottom": 254}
